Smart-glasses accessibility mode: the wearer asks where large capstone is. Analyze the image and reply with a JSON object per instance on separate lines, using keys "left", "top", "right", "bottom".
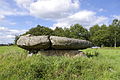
{"left": 50, "top": 36, "right": 92, "bottom": 50}
{"left": 17, "top": 35, "right": 92, "bottom": 51}
{"left": 17, "top": 34, "right": 50, "bottom": 50}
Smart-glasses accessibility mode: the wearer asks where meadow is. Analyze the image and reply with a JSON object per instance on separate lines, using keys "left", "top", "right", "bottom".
{"left": 0, "top": 46, "right": 120, "bottom": 80}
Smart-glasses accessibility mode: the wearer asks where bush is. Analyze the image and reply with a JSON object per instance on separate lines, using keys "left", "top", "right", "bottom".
{"left": 83, "top": 49, "right": 99, "bottom": 57}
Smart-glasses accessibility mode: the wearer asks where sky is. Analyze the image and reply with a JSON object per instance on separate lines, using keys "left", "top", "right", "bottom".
{"left": 0, "top": 0, "right": 120, "bottom": 44}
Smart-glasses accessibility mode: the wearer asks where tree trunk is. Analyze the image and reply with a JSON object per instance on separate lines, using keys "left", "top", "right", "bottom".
{"left": 114, "top": 36, "right": 117, "bottom": 47}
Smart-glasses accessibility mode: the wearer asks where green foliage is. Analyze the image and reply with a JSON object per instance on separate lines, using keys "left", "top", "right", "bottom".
{"left": 101, "top": 24, "right": 108, "bottom": 30}
{"left": 91, "top": 30, "right": 110, "bottom": 47}
{"left": 24, "top": 25, "right": 54, "bottom": 36}
{"left": 63, "top": 28, "right": 71, "bottom": 38}
{"left": 108, "top": 23, "right": 120, "bottom": 47}
{"left": 89, "top": 24, "right": 100, "bottom": 35}
{"left": 53, "top": 27, "right": 65, "bottom": 37}
{"left": 82, "top": 49, "right": 99, "bottom": 57}
{"left": 89, "top": 19, "right": 120, "bottom": 47}
{"left": 69, "top": 24, "right": 89, "bottom": 40}
{"left": 52, "top": 24, "right": 89, "bottom": 40}
{"left": 1, "top": 46, "right": 120, "bottom": 80}
{"left": 14, "top": 35, "right": 20, "bottom": 44}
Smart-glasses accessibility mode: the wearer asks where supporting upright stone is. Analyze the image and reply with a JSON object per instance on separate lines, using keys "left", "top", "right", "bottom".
{"left": 38, "top": 50, "right": 87, "bottom": 57}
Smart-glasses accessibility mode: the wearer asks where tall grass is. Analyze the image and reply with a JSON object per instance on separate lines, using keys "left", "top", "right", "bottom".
{"left": 0, "top": 46, "right": 120, "bottom": 80}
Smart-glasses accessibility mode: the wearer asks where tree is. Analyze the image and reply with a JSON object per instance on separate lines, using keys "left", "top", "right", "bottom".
{"left": 63, "top": 28, "right": 71, "bottom": 38}
{"left": 53, "top": 27, "right": 65, "bottom": 37}
{"left": 109, "top": 19, "right": 120, "bottom": 47}
{"left": 69, "top": 24, "right": 89, "bottom": 40}
{"left": 90, "top": 24, "right": 112, "bottom": 47}
{"left": 89, "top": 19, "right": 120, "bottom": 47}
{"left": 101, "top": 24, "right": 108, "bottom": 30}
{"left": 24, "top": 25, "right": 54, "bottom": 36}
{"left": 89, "top": 24, "right": 100, "bottom": 36}
{"left": 91, "top": 30, "right": 110, "bottom": 47}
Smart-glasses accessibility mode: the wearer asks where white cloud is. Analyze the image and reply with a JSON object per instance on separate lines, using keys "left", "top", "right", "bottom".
{"left": 0, "top": 35, "right": 15, "bottom": 39}
{"left": 30, "top": 0, "right": 80, "bottom": 19}
{"left": 14, "top": 0, "right": 80, "bottom": 19}
{"left": 0, "top": 27, "right": 26, "bottom": 44}
{"left": 15, "top": 0, "right": 34, "bottom": 9}
{"left": 0, "top": 27, "right": 7, "bottom": 31}
{"left": 0, "top": 10, "right": 28, "bottom": 17}
{"left": 15, "top": 0, "right": 108, "bottom": 29}
{"left": 98, "top": 8, "right": 105, "bottom": 12}
{"left": 113, "top": 15, "right": 120, "bottom": 20}
{"left": 14, "top": 0, "right": 80, "bottom": 20}
{"left": 0, "top": 15, "right": 5, "bottom": 21}
{"left": 53, "top": 10, "right": 108, "bottom": 29}
{"left": 0, "top": 27, "right": 26, "bottom": 34}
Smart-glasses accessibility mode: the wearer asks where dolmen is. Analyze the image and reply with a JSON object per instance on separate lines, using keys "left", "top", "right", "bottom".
{"left": 17, "top": 34, "right": 92, "bottom": 57}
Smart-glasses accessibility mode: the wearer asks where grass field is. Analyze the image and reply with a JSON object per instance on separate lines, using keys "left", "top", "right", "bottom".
{"left": 0, "top": 46, "right": 120, "bottom": 80}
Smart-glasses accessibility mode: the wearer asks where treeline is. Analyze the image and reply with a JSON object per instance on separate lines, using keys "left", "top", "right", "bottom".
{"left": 15, "top": 19, "right": 120, "bottom": 47}
{"left": 0, "top": 43, "right": 14, "bottom": 46}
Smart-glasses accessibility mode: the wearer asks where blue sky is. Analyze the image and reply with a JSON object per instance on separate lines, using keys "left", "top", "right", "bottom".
{"left": 0, "top": 0, "right": 120, "bottom": 44}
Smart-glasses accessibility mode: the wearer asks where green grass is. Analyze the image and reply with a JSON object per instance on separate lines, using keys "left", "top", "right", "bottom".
{"left": 0, "top": 46, "right": 120, "bottom": 80}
